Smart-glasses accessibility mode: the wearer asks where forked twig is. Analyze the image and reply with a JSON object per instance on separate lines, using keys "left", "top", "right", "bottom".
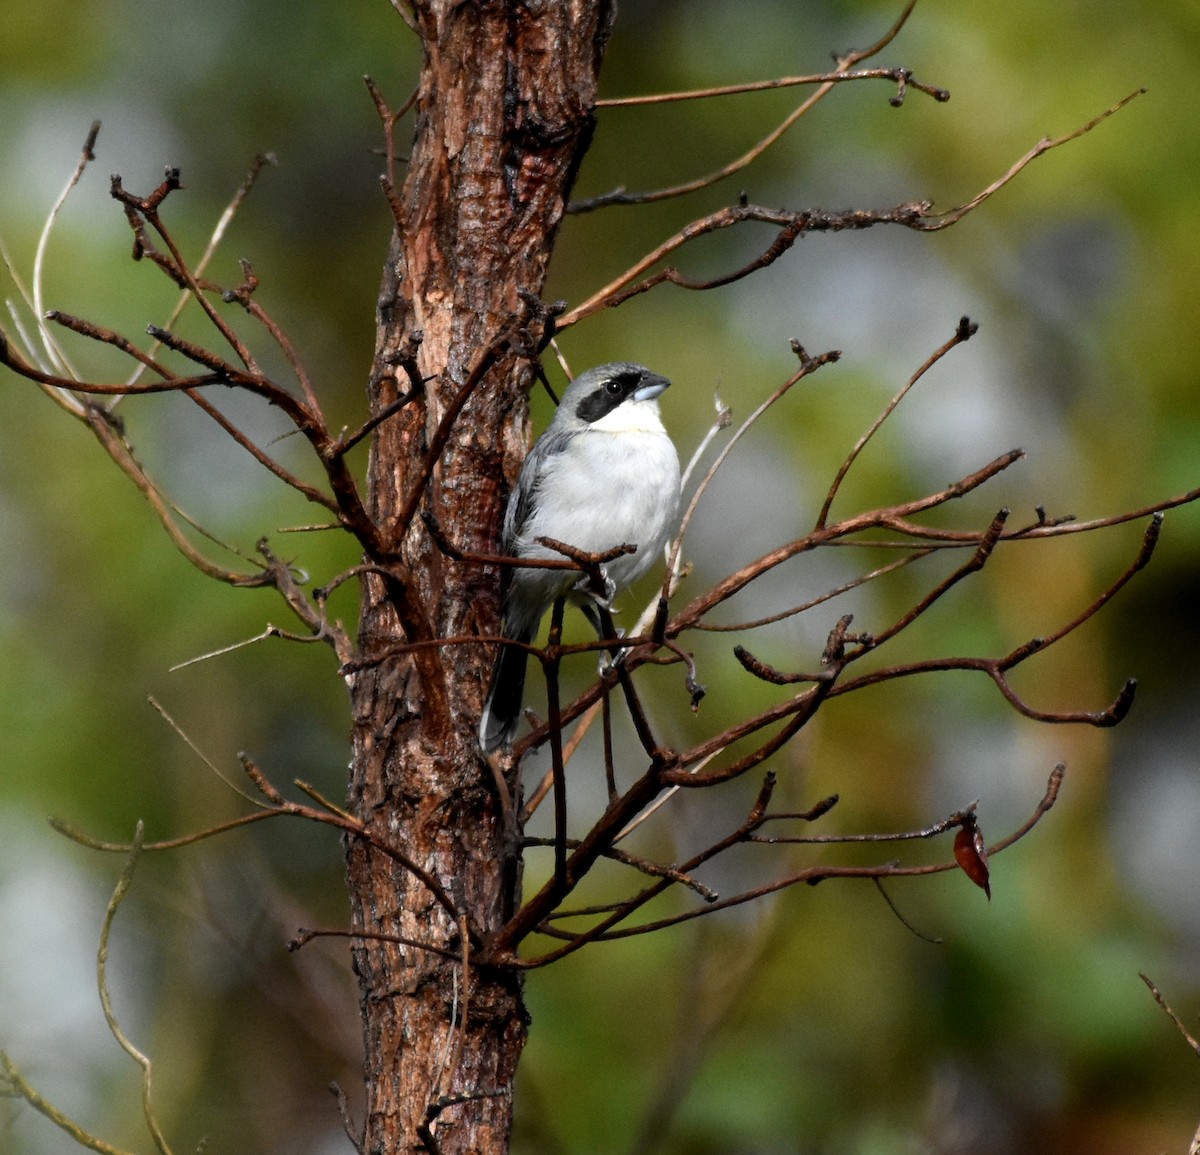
{"left": 50, "top": 757, "right": 474, "bottom": 946}
{"left": 666, "top": 342, "right": 840, "bottom": 598}
{"left": 126, "top": 152, "right": 280, "bottom": 397}
{"left": 594, "top": 65, "right": 947, "bottom": 110}
{"left": 514, "top": 765, "right": 1064, "bottom": 964}
{"left": 919, "top": 89, "right": 1147, "bottom": 230}
{"left": 817, "top": 315, "right": 978, "bottom": 527}
{"left": 572, "top": 0, "right": 930, "bottom": 212}
{"left": 559, "top": 91, "right": 1143, "bottom": 329}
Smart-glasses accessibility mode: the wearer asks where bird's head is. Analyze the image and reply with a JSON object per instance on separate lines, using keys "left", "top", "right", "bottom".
{"left": 556, "top": 362, "right": 672, "bottom": 433}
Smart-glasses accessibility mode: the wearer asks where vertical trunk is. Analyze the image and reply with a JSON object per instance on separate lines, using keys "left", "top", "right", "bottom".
{"left": 347, "top": 4, "right": 614, "bottom": 1151}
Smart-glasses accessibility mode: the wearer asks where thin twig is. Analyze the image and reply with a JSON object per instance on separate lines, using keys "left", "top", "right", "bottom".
{"left": 542, "top": 600, "right": 570, "bottom": 885}
{"left": 817, "top": 315, "right": 977, "bottom": 528}
{"left": 1139, "top": 973, "right": 1200, "bottom": 1056}
{"left": 167, "top": 623, "right": 325, "bottom": 673}
{"left": 524, "top": 837, "right": 717, "bottom": 901}
{"left": 516, "top": 765, "right": 1063, "bottom": 963}
{"left": 666, "top": 344, "right": 839, "bottom": 602}
{"left": 692, "top": 548, "right": 930, "bottom": 633}
{"left": 0, "top": 1051, "right": 135, "bottom": 1155}
{"left": 127, "top": 153, "right": 278, "bottom": 394}
{"left": 290, "top": 926, "right": 464, "bottom": 963}
{"left": 559, "top": 92, "right": 1143, "bottom": 328}
{"left": 594, "top": 65, "right": 946, "bottom": 109}
{"left": 919, "top": 89, "right": 1147, "bottom": 230}
{"left": 97, "top": 823, "right": 176, "bottom": 1155}
{"left": 52, "top": 774, "right": 472, "bottom": 943}
{"left": 32, "top": 120, "right": 100, "bottom": 380}
{"left": 111, "top": 170, "right": 264, "bottom": 378}
{"left": 329, "top": 1082, "right": 364, "bottom": 1155}
{"left": 572, "top": 1, "right": 927, "bottom": 212}
{"left": 147, "top": 695, "right": 267, "bottom": 807}
{"left": 668, "top": 447, "right": 1026, "bottom": 632}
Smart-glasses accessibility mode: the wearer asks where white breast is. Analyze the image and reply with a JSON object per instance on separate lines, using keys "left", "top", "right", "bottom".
{"left": 514, "top": 400, "right": 681, "bottom": 596}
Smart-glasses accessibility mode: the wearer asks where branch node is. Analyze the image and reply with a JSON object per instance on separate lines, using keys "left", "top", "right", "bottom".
{"left": 888, "top": 68, "right": 911, "bottom": 107}
{"left": 1137, "top": 511, "right": 1164, "bottom": 568}
{"left": 790, "top": 337, "right": 842, "bottom": 372}
{"left": 1099, "top": 678, "right": 1138, "bottom": 727}
{"left": 822, "top": 614, "right": 855, "bottom": 664}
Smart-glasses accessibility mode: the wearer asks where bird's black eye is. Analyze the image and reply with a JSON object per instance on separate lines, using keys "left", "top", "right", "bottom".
{"left": 604, "top": 379, "right": 623, "bottom": 397}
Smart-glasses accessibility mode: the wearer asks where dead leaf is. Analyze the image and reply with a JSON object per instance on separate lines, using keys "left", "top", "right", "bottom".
{"left": 954, "top": 814, "right": 991, "bottom": 899}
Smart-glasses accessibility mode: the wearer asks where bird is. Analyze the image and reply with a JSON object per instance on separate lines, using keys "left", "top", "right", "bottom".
{"left": 478, "top": 361, "right": 681, "bottom": 752}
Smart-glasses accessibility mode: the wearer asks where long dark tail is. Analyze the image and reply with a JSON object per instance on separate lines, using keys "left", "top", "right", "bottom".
{"left": 479, "top": 632, "right": 531, "bottom": 752}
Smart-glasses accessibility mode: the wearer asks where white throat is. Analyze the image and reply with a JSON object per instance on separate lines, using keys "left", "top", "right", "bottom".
{"left": 589, "top": 398, "right": 666, "bottom": 435}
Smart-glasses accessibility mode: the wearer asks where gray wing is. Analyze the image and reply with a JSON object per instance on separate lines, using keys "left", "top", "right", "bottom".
{"left": 502, "top": 427, "right": 573, "bottom": 551}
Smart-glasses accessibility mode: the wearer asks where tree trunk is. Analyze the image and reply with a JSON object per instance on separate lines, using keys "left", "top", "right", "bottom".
{"left": 346, "top": 4, "right": 615, "bottom": 1151}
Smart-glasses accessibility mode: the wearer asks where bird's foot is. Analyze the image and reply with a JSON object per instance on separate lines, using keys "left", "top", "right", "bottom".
{"left": 575, "top": 567, "right": 616, "bottom": 608}
{"left": 597, "top": 626, "right": 627, "bottom": 676}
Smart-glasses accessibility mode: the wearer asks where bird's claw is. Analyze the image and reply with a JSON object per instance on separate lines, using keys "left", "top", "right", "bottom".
{"left": 575, "top": 566, "right": 616, "bottom": 607}
{"left": 597, "top": 625, "right": 627, "bottom": 676}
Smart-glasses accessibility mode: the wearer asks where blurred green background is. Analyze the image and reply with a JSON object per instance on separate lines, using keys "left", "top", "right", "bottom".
{"left": 2, "top": 1, "right": 1198, "bottom": 1153}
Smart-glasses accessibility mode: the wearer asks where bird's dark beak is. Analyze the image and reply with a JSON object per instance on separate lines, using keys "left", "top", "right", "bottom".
{"left": 632, "top": 372, "right": 671, "bottom": 402}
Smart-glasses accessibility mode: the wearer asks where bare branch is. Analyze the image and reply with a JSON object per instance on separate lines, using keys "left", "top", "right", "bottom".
{"left": 38, "top": 311, "right": 354, "bottom": 530}
{"left": 693, "top": 548, "right": 931, "bottom": 633}
{"left": 666, "top": 344, "right": 840, "bottom": 597}
{"left": 867, "top": 507, "right": 1009, "bottom": 649}
{"left": 557, "top": 201, "right": 928, "bottom": 328}
{"left": 110, "top": 170, "right": 267, "bottom": 379}
{"left": 32, "top": 120, "right": 101, "bottom": 381}
{"left": 1140, "top": 973, "right": 1200, "bottom": 1058}
{"left": 0, "top": 1051, "right": 135, "bottom": 1155}
{"left": 524, "top": 838, "right": 717, "bottom": 903}
{"left": 504, "top": 775, "right": 781, "bottom": 966}
{"left": 817, "top": 315, "right": 978, "bottom": 527}
{"left": 559, "top": 92, "right": 1142, "bottom": 328}
{"left": 51, "top": 758, "right": 473, "bottom": 944}
{"left": 340, "top": 366, "right": 426, "bottom": 454}
{"left": 364, "top": 76, "right": 419, "bottom": 229}
{"left": 545, "top": 599, "right": 569, "bottom": 886}
{"left": 127, "top": 153, "right": 279, "bottom": 396}
{"left": 573, "top": 0, "right": 930, "bottom": 211}
{"left": 329, "top": 1081, "right": 365, "bottom": 1155}
{"left": 666, "top": 666, "right": 837, "bottom": 787}
{"left": 96, "top": 823, "right": 176, "bottom": 1155}
{"left": 594, "top": 66, "right": 948, "bottom": 110}
{"left": 520, "top": 765, "right": 1065, "bottom": 956}
{"left": 224, "top": 263, "right": 327, "bottom": 425}
{"left": 669, "top": 447, "right": 1025, "bottom": 632}
{"left": 919, "top": 89, "right": 1147, "bottom": 230}
{"left": 290, "top": 927, "right": 464, "bottom": 963}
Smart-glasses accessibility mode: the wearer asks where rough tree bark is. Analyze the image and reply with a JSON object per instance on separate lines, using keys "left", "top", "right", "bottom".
{"left": 347, "top": 4, "right": 615, "bottom": 1151}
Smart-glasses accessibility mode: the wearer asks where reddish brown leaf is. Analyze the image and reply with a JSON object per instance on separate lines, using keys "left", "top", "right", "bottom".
{"left": 954, "top": 815, "right": 991, "bottom": 899}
